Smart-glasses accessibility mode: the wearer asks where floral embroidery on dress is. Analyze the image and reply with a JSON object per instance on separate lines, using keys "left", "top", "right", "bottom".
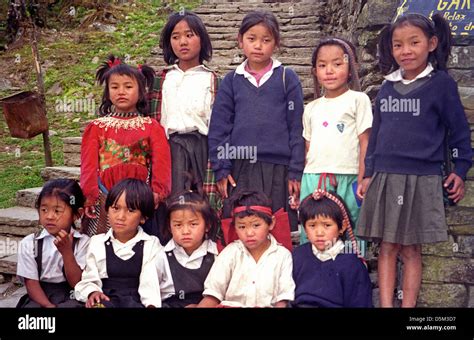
{"left": 99, "top": 137, "right": 151, "bottom": 170}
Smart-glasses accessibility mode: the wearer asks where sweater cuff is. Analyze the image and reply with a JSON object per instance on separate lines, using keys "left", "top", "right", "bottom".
{"left": 288, "top": 170, "right": 302, "bottom": 181}
{"left": 454, "top": 160, "right": 472, "bottom": 181}
{"left": 214, "top": 168, "right": 231, "bottom": 182}
{"left": 364, "top": 168, "right": 374, "bottom": 178}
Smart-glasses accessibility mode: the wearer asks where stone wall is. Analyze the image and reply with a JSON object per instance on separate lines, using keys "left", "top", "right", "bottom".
{"left": 150, "top": 0, "right": 474, "bottom": 307}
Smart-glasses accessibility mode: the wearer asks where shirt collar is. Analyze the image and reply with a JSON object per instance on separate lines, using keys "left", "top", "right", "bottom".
{"left": 37, "top": 227, "right": 84, "bottom": 240}
{"left": 312, "top": 239, "right": 345, "bottom": 262}
{"left": 235, "top": 58, "right": 282, "bottom": 77}
{"left": 164, "top": 238, "right": 218, "bottom": 255}
{"left": 236, "top": 233, "right": 280, "bottom": 255}
{"left": 384, "top": 63, "right": 434, "bottom": 84}
{"left": 106, "top": 226, "right": 151, "bottom": 244}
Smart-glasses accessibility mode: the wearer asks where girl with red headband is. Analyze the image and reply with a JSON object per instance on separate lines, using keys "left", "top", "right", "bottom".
{"left": 196, "top": 190, "right": 295, "bottom": 307}
{"left": 292, "top": 189, "right": 372, "bottom": 307}
{"left": 80, "top": 55, "right": 171, "bottom": 236}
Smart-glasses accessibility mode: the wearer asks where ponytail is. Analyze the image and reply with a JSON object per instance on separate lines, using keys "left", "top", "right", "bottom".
{"left": 431, "top": 13, "right": 453, "bottom": 71}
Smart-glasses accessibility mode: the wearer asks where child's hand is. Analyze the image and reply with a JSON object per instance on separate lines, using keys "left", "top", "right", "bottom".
{"left": 357, "top": 178, "right": 371, "bottom": 200}
{"left": 54, "top": 229, "right": 74, "bottom": 256}
{"left": 217, "top": 175, "right": 236, "bottom": 199}
{"left": 288, "top": 180, "right": 301, "bottom": 209}
{"left": 84, "top": 206, "right": 97, "bottom": 219}
{"left": 153, "top": 192, "right": 160, "bottom": 209}
{"left": 86, "top": 291, "right": 110, "bottom": 308}
{"left": 444, "top": 173, "right": 465, "bottom": 203}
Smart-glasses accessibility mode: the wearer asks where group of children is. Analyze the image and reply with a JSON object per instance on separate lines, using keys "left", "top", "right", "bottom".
{"left": 15, "top": 9, "right": 472, "bottom": 308}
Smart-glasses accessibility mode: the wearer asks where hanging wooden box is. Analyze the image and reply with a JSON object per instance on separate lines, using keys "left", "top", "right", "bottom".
{"left": 0, "top": 91, "right": 48, "bottom": 139}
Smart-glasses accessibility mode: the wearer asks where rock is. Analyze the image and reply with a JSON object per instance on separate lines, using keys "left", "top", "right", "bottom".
{"left": 48, "top": 130, "right": 57, "bottom": 137}
{"left": 448, "top": 69, "right": 474, "bottom": 87}
{"left": 356, "top": 0, "right": 399, "bottom": 28}
{"left": 445, "top": 206, "right": 474, "bottom": 226}
{"left": 449, "top": 46, "right": 474, "bottom": 69}
{"left": 40, "top": 167, "right": 80, "bottom": 182}
{"left": 46, "top": 82, "right": 62, "bottom": 96}
{"left": 91, "top": 56, "right": 100, "bottom": 64}
{"left": 0, "top": 236, "right": 22, "bottom": 258}
{"left": 64, "top": 153, "right": 81, "bottom": 167}
{"left": 92, "top": 22, "right": 116, "bottom": 33}
{"left": 417, "top": 283, "right": 467, "bottom": 307}
{"left": 0, "top": 274, "right": 4, "bottom": 284}
{"left": 422, "top": 256, "right": 474, "bottom": 284}
{"left": 457, "top": 235, "right": 474, "bottom": 256}
{"left": 422, "top": 235, "right": 470, "bottom": 258}
{"left": 459, "top": 86, "right": 474, "bottom": 110}
{"left": 458, "top": 180, "right": 474, "bottom": 208}
{"left": 0, "top": 254, "right": 17, "bottom": 275}
{"left": 469, "top": 286, "right": 474, "bottom": 308}
{"left": 0, "top": 78, "right": 13, "bottom": 91}
{"left": 63, "top": 137, "right": 82, "bottom": 145}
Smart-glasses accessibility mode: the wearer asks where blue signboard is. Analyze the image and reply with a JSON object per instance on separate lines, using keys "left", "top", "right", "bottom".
{"left": 395, "top": 0, "right": 473, "bottom": 36}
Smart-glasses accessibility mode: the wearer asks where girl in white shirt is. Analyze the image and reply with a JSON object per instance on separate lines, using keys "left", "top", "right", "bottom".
{"left": 74, "top": 178, "right": 162, "bottom": 308}
{"left": 17, "top": 179, "right": 90, "bottom": 308}
{"left": 158, "top": 11, "right": 218, "bottom": 196}
{"left": 197, "top": 190, "right": 295, "bottom": 308}
{"left": 158, "top": 190, "right": 220, "bottom": 307}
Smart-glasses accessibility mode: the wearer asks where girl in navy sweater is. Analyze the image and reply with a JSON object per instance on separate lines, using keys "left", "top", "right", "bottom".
{"left": 357, "top": 13, "right": 472, "bottom": 307}
{"left": 208, "top": 10, "right": 305, "bottom": 231}
{"left": 292, "top": 189, "right": 372, "bottom": 308}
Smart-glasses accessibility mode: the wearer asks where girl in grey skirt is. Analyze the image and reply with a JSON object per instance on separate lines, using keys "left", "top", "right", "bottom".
{"left": 356, "top": 14, "right": 472, "bottom": 307}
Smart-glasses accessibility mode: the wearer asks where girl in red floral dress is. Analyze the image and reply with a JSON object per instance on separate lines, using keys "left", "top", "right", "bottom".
{"left": 81, "top": 55, "right": 171, "bottom": 236}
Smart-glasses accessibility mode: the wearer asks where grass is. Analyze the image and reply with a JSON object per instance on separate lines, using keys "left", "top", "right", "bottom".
{"left": 0, "top": 0, "right": 202, "bottom": 208}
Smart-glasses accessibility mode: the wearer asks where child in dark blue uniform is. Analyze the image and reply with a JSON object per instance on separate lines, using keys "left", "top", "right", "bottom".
{"left": 75, "top": 179, "right": 163, "bottom": 308}
{"left": 292, "top": 189, "right": 372, "bottom": 307}
{"left": 158, "top": 191, "right": 219, "bottom": 307}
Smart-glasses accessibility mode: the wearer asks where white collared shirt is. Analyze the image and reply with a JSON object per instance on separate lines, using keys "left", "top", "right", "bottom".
{"left": 74, "top": 227, "right": 163, "bottom": 307}
{"left": 235, "top": 58, "right": 282, "bottom": 88}
{"left": 157, "top": 239, "right": 218, "bottom": 300}
{"left": 17, "top": 228, "right": 90, "bottom": 284}
{"left": 203, "top": 235, "right": 295, "bottom": 307}
{"left": 311, "top": 239, "right": 346, "bottom": 262}
{"left": 384, "top": 63, "right": 434, "bottom": 84}
{"left": 161, "top": 64, "right": 215, "bottom": 137}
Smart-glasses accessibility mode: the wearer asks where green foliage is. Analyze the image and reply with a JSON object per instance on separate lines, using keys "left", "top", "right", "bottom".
{"left": 0, "top": 0, "right": 201, "bottom": 208}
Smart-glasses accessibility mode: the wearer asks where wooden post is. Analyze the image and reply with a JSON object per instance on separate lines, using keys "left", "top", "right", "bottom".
{"left": 29, "top": 7, "right": 53, "bottom": 167}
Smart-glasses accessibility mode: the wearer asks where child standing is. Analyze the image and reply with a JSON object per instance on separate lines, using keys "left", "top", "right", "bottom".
{"left": 158, "top": 11, "right": 218, "bottom": 197}
{"left": 197, "top": 190, "right": 295, "bottom": 307}
{"left": 81, "top": 55, "right": 171, "bottom": 236}
{"left": 75, "top": 179, "right": 163, "bottom": 308}
{"left": 293, "top": 189, "right": 372, "bottom": 308}
{"left": 16, "top": 179, "right": 90, "bottom": 308}
{"left": 208, "top": 10, "right": 305, "bottom": 231}
{"left": 299, "top": 38, "right": 372, "bottom": 252}
{"left": 357, "top": 13, "right": 472, "bottom": 307}
{"left": 158, "top": 190, "right": 219, "bottom": 307}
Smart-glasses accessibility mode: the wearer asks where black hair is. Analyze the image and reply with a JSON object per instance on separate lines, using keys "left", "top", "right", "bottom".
{"left": 105, "top": 178, "right": 154, "bottom": 220}
{"left": 378, "top": 13, "right": 452, "bottom": 74}
{"left": 36, "top": 178, "right": 85, "bottom": 218}
{"left": 229, "top": 189, "right": 273, "bottom": 226}
{"left": 96, "top": 54, "right": 155, "bottom": 116}
{"left": 165, "top": 190, "right": 219, "bottom": 242}
{"left": 159, "top": 10, "right": 212, "bottom": 65}
{"left": 298, "top": 191, "right": 352, "bottom": 237}
{"left": 311, "top": 37, "right": 360, "bottom": 99}
{"left": 238, "top": 10, "right": 281, "bottom": 47}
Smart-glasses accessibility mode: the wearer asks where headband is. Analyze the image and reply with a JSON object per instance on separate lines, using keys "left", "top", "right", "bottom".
{"left": 232, "top": 205, "right": 273, "bottom": 217}
{"left": 331, "top": 38, "right": 361, "bottom": 91}
{"left": 311, "top": 189, "right": 350, "bottom": 233}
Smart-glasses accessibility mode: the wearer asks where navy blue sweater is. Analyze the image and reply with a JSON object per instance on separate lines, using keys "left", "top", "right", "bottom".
{"left": 292, "top": 243, "right": 372, "bottom": 308}
{"left": 208, "top": 66, "right": 305, "bottom": 181}
{"left": 365, "top": 71, "right": 472, "bottom": 179}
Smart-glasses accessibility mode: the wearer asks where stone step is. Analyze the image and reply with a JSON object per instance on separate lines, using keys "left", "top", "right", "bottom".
{"left": 41, "top": 167, "right": 80, "bottom": 182}
{"left": 0, "top": 255, "right": 18, "bottom": 276}
{"left": 63, "top": 137, "right": 82, "bottom": 167}
{"left": 16, "top": 187, "right": 42, "bottom": 209}
{"left": 0, "top": 207, "right": 39, "bottom": 237}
